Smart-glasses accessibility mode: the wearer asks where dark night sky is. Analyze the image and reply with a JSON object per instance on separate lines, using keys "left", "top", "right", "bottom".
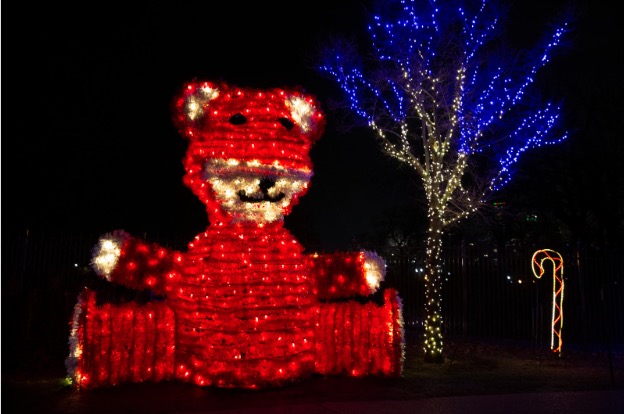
{"left": 4, "top": 1, "right": 622, "bottom": 251}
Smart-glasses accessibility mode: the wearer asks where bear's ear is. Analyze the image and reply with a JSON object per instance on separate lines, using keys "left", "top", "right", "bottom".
{"left": 172, "top": 81, "right": 222, "bottom": 139}
{"left": 285, "top": 93, "right": 326, "bottom": 143}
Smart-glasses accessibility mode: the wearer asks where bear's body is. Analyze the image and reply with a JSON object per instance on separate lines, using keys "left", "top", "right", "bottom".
{"left": 67, "top": 81, "right": 404, "bottom": 390}
{"left": 171, "top": 222, "right": 317, "bottom": 387}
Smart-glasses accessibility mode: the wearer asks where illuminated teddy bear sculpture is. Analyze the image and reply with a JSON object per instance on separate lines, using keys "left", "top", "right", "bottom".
{"left": 67, "top": 81, "right": 404, "bottom": 390}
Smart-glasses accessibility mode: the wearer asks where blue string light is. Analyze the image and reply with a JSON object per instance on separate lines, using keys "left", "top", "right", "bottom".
{"left": 319, "top": 0, "right": 569, "bottom": 363}
{"left": 319, "top": 0, "right": 569, "bottom": 195}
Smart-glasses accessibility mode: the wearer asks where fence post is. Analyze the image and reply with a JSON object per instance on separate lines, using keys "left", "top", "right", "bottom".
{"left": 460, "top": 240, "right": 468, "bottom": 336}
{"left": 575, "top": 241, "right": 589, "bottom": 351}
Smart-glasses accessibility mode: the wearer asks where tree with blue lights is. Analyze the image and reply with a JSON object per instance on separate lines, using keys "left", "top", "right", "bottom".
{"left": 319, "top": 0, "right": 570, "bottom": 362}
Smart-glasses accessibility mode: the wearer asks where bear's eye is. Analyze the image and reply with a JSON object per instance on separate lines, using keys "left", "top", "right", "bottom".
{"left": 278, "top": 117, "right": 294, "bottom": 130}
{"left": 229, "top": 113, "right": 247, "bottom": 125}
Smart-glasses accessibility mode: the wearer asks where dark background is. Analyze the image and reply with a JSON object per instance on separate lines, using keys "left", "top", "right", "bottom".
{"left": 4, "top": 0, "right": 622, "bottom": 251}
{"left": 2, "top": 0, "right": 624, "bottom": 381}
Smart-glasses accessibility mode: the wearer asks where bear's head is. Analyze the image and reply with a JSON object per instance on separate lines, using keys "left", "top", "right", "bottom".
{"left": 173, "top": 81, "right": 325, "bottom": 224}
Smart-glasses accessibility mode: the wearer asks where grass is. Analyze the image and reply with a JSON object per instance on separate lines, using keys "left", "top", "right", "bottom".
{"left": 2, "top": 330, "right": 622, "bottom": 413}
{"left": 404, "top": 335, "right": 622, "bottom": 398}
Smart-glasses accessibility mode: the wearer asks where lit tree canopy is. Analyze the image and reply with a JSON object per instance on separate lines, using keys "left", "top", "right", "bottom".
{"left": 320, "top": 0, "right": 569, "bottom": 222}
{"left": 318, "top": 0, "right": 570, "bottom": 362}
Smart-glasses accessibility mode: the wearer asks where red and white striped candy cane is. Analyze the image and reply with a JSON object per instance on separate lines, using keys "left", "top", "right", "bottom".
{"left": 531, "top": 249, "right": 564, "bottom": 355}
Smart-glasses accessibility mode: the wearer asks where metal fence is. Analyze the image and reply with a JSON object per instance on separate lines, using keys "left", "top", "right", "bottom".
{"left": 2, "top": 227, "right": 623, "bottom": 371}
{"left": 384, "top": 240, "right": 624, "bottom": 350}
{"left": 2, "top": 228, "right": 187, "bottom": 370}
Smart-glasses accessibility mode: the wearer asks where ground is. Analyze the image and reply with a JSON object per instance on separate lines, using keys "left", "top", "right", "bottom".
{"left": 2, "top": 330, "right": 622, "bottom": 413}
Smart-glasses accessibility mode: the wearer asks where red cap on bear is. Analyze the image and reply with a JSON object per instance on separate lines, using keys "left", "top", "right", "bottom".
{"left": 173, "top": 81, "right": 326, "bottom": 173}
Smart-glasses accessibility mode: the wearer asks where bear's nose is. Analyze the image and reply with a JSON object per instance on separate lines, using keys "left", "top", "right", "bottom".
{"left": 258, "top": 178, "right": 276, "bottom": 195}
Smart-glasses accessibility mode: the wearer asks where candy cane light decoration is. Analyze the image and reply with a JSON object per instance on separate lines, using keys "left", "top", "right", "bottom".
{"left": 531, "top": 249, "right": 564, "bottom": 355}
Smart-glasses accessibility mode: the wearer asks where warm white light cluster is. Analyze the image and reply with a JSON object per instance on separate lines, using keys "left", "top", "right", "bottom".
{"left": 362, "top": 250, "right": 386, "bottom": 293}
{"left": 204, "top": 159, "right": 312, "bottom": 223}
{"left": 66, "top": 295, "right": 86, "bottom": 384}
{"left": 92, "top": 232, "right": 127, "bottom": 280}
{"left": 287, "top": 96, "right": 315, "bottom": 133}
{"left": 185, "top": 84, "right": 220, "bottom": 121}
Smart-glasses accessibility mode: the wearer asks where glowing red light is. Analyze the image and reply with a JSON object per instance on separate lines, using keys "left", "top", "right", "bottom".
{"left": 66, "top": 81, "right": 405, "bottom": 391}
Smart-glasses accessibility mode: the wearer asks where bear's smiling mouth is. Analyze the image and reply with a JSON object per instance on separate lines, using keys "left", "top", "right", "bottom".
{"left": 237, "top": 178, "right": 286, "bottom": 203}
{"left": 237, "top": 191, "right": 286, "bottom": 203}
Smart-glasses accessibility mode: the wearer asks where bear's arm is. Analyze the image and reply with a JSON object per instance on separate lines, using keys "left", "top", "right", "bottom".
{"left": 91, "top": 230, "right": 178, "bottom": 295}
{"left": 307, "top": 250, "right": 385, "bottom": 300}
